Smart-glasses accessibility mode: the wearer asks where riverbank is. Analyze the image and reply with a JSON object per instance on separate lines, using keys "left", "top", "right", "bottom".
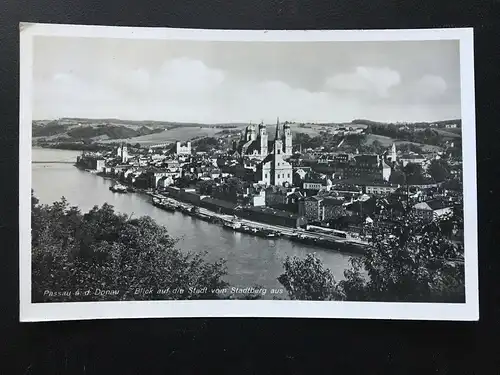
{"left": 103, "top": 172, "right": 369, "bottom": 255}
{"left": 33, "top": 148, "right": 355, "bottom": 291}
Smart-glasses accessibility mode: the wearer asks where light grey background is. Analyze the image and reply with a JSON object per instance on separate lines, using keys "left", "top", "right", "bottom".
{"left": 33, "top": 37, "right": 461, "bottom": 123}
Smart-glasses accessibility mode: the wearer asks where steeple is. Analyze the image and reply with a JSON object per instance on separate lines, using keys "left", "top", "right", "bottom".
{"left": 390, "top": 143, "right": 397, "bottom": 161}
{"left": 275, "top": 117, "right": 281, "bottom": 139}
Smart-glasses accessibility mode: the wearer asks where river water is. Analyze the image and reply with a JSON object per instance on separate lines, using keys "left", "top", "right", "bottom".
{"left": 32, "top": 148, "right": 352, "bottom": 292}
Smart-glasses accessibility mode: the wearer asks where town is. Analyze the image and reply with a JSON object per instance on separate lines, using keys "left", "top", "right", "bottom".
{"left": 74, "top": 118, "right": 464, "bottom": 254}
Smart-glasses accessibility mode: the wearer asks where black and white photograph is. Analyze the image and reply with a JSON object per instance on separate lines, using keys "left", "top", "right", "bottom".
{"left": 19, "top": 24, "right": 478, "bottom": 322}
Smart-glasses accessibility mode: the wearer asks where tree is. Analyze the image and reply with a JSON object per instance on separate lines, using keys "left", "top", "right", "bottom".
{"left": 428, "top": 159, "right": 451, "bottom": 182}
{"left": 371, "top": 139, "right": 383, "bottom": 153}
{"left": 294, "top": 132, "right": 323, "bottom": 150}
{"left": 345, "top": 134, "right": 366, "bottom": 149}
{"left": 31, "top": 192, "right": 229, "bottom": 302}
{"left": 339, "top": 211, "right": 465, "bottom": 302}
{"left": 437, "top": 198, "right": 464, "bottom": 239}
{"left": 176, "top": 175, "right": 194, "bottom": 188}
{"left": 278, "top": 211, "right": 465, "bottom": 303}
{"left": 217, "top": 177, "right": 247, "bottom": 202}
{"left": 403, "top": 163, "right": 427, "bottom": 185}
{"left": 198, "top": 180, "right": 217, "bottom": 195}
{"left": 389, "top": 170, "right": 405, "bottom": 185}
{"left": 194, "top": 137, "right": 219, "bottom": 152}
{"left": 278, "top": 253, "right": 344, "bottom": 300}
{"left": 442, "top": 177, "right": 462, "bottom": 192}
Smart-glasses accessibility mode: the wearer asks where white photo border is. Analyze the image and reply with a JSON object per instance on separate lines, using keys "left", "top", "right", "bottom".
{"left": 19, "top": 23, "right": 478, "bottom": 322}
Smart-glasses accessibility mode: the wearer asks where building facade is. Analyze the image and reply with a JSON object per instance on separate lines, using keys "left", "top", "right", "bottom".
{"left": 175, "top": 141, "right": 192, "bottom": 155}
{"left": 399, "top": 153, "right": 426, "bottom": 167}
{"left": 116, "top": 144, "right": 129, "bottom": 163}
{"left": 303, "top": 196, "right": 346, "bottom": 221}
{"left": 365, "top": 183, "right": 400, "bottom": 195}
{"left": 330, "top": 154, "right": 391, "bottom": 182}
{"left": 257, "top": 138, "right": 293, "bottom": 186}
{"left": 76, "top": 154, "right": 106, "bottom": 171}
{"left": 413, "top": 200, "right": 452, "bottom": 221}
{"left": 233, "top": 118, "right": 293, "bottom": 160}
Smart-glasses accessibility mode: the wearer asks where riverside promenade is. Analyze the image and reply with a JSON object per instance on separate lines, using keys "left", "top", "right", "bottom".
{"left": 147, "top": 191, "right": 370, "bottom": 254}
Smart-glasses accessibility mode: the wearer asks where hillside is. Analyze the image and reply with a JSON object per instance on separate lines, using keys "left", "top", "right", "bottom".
{"left": 351, "top": 119, "right": 462, "bottom": 128}
{"left": 364, "top": 134, "right": 442, "bottom": 152}
{"left": 32, "top": 122, "right": 67, "bottom": 137}
{"left": 33, "top": 123, "right": 164, "bottom": 141}
{"left": 32, "top": 117, "right": 462, "bottom": 147}
{"left": 49, "top": 118, "right": 246, "bottom": 129}
{"left": 100, "top": 126, "right": 226, "bottom": 145}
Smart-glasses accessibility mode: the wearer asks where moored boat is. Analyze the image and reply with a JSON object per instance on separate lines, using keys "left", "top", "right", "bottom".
{"left": 179, "top": 205, "right": 192, "bottom": 214}
{"left": 109, "top": 184, "right": 128, "bottom": 193}
{"left": 161, "top": 202, "right": 176, "bottom": 212}
{"left": 194, "top": 212, "right": 212, "bottom": 221}
{"left": 290, "top": 234, "right": 319, "bottom": 246}
{"left": 290, "top": 233, "right": 368, "bottom": 254}
{"left": 246, "top": 227, "right": 279, "bottom": 238}
{"left": 223, "top": 219, "right": 242, "bottom": 230}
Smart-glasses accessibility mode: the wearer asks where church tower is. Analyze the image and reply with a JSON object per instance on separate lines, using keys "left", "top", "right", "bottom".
{"left": 274, "top": 118, "right": 283, "bottom": 155}
{"left": 283, "top": 121, "right": 292, "bottom": 156}
{"left": 258, "top": 121, "right": 268, "bottom": 156}
{"left": 245, "top": 123, "right": 257, "bottom": 141}
{"left": 258, "top": 117, "right": 293, "bottom": 187}
{"left": 121, "top": 143, "right": 128, "bottom": 163}
{"left": 390, "top": 143, "right": 397, "bottom": 162}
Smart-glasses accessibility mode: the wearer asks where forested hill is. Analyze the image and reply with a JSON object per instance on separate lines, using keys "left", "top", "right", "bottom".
{"left": 33, "top": 118, "right": 247, "bottom": 128}
{"left": 32, "top": 123, "right": 164, "bottom": 140}
{"left": 32, "top": 118, "right": 246, "bottom": 141}
{"left": 351, "top": 119, "right": 462, "bottom": 127}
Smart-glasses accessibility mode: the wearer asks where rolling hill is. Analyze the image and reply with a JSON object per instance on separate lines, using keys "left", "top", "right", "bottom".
{"left": 351, "top": 119, "right": 462, "bottom": 127}
{"left": 33, "top": 122, "right": 165, "bottom": 141}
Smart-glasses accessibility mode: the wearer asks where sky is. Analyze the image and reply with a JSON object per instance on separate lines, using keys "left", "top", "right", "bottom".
{"left": 32, "top": 36, "right": 462, "bottom": 123}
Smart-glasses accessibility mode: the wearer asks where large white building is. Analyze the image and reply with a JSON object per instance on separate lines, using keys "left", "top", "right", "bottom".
{"left": 400, "top": 153, "right": 426, "bottom": 167}
{"left": 256, "top": 122, "right": 293, "bottom": 186}
{"left": 175, "top": 141, "right": 192, "bottom": 155}
{"left": 116, "top": 143, "right": 129, "bottom": 163}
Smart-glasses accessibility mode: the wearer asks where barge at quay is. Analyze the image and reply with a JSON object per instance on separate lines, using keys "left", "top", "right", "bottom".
{"left": 145, "top": 191, "right": 367, "bottom": 254}
{"left": 290, "top": 233, "right": 369, "bottom": 255}
{"left": 245, "top": 226, "right": 281, "bottom": 238}
{"left": 152, "top": 196, "right": 177, "bottom": 212}
{"left": 109, "top": 184, "right": 128, "bottom": 193}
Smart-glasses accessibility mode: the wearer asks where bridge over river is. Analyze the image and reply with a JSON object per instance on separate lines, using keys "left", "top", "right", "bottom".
{"left": 32, "top": 161, "right": 75, "bottom": 164}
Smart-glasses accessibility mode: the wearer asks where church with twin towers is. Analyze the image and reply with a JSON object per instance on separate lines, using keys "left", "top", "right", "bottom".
{"left": 232, "top": 118, "right": 294, "bottom": 186}
{"left": 233, "top": 118, "right": 293, "bottom": 160}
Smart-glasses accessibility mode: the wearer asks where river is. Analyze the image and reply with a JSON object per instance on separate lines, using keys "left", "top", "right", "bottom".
{"left": 31, "top": 148, "right": 352, "bottom": 293}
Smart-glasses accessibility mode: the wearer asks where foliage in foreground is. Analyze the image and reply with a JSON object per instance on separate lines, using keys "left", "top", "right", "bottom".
{"left": 278, "top": 205, "right": 465, "bottom": 303}
{"left": 31, "top": 193, "right": 229, "bottom": 302}
{"left": 32, "top": 191, "right": 466, "bottom": 304}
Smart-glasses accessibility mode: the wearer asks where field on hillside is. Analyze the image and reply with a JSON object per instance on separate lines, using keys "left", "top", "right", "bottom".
{"left": 434, "top": 128, "right": 462, "bottom": 138}
{"left": 102, "top": 126, "right": 229, "bottom": 145}
{"left": 288, "top": 125, "right": 323, "bottom": 137}
{"left": 100, "top": 122, "right": 320, "bottom": 145}
{"left": 364, "top": 134, "right": 443, "bottom": 152}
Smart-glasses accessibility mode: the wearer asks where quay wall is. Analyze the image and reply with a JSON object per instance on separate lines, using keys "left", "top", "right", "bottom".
{"left": 236, "top": 207, "right": 306, "bottom": 228}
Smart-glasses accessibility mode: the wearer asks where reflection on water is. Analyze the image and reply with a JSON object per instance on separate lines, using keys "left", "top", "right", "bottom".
{"left": 31, "top": 148, "right": 352, "bottom": 292}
